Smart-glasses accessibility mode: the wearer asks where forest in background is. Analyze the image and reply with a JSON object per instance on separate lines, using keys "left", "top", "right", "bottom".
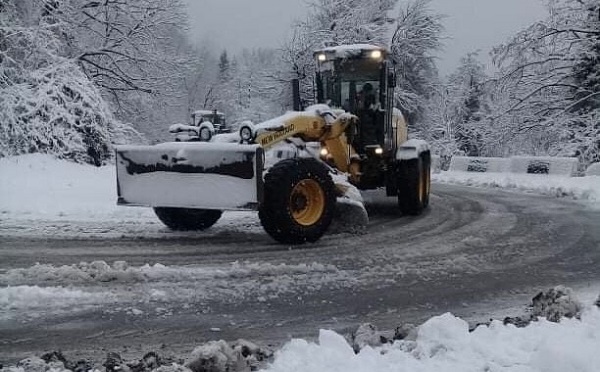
{"left": 1, "top": 0, "right": 598, "bottom": 167}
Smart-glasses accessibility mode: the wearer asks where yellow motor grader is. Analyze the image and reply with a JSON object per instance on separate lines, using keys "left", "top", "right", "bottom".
{"left": 115, "top": 44, "right": 431, "bottom": 244}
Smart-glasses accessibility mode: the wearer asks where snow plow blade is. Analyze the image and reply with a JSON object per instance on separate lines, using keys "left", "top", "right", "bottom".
{"left": 116, "top": 142, "right": 264, "bottom": 210}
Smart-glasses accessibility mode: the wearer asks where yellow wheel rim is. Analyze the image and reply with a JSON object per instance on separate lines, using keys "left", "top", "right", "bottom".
{"left": 290, "top": 179, "right": 325, "bottom": 226}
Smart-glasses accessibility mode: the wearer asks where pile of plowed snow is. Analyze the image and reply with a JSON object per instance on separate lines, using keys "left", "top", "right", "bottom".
{"left": 264, "top": 308, "right": 600, "bottom": 372}
{"left": 2, "top": 305, "right": 600, "bottom": 371}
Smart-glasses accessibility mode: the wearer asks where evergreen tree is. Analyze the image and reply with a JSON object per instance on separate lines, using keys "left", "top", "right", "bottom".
{"left": 447, "top": 52, "right": 486, "bottom": 155}
{"left": 218, "top": 50, "right": 230, "bottom": 82}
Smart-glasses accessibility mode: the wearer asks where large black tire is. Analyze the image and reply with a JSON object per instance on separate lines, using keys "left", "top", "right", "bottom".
{"left": 397, "top": 155, "right": 427, "bottom": 215}
{"left": 259, "top": 158, "right": 336, "bottom": 244}
{"left": 422, "top": 152, "right": 431, "bottom": 208}
{"left": 153, "top": 207, "right": 222, "bottom": 231}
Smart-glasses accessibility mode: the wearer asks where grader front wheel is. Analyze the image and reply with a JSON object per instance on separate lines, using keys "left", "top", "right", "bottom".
{"left": 259, "top": 158, "right": 336, "bottom": 244}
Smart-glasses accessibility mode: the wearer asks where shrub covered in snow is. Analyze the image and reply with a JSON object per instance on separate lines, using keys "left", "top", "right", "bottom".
{"left": 530, "top": 286, "right": 583, "bottom": 322}
{"left": 1, "top": 59, "right": 140, "bottom": 165}
{"left": 0, "top": 1, "right": 141, "bottom": 166}
{"left": 185, "top": 339, "right": 272, "bottom": 372}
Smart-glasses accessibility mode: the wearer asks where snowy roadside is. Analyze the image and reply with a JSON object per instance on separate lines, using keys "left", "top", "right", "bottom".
{"left": 3, "top": 154, "right": 598, "bottom": 231}
{"left": 433, "top": 171, "right": 600, "bottom": 204}
{"left": 0, "top": 155, "right": 359, "bottom": 323}
{"left": 0, "top": 154, "right": 263, "bottom": 237}
{"left": 2, "top": 289, "right": 600, "bottom": 372}
{"left": 3, "top": 155, "right": 600, "bottom": 371}
{"left": 0, "top": 260, "right": 356, "bottom": 322}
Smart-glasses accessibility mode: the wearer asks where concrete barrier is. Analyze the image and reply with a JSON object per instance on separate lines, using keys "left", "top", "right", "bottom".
{"left": 431, "top": 155, "right": 442, "bottom": 173}
{"left": 445, "top": 156, "right": 580, "bottom": 176}
{"left": 509, "top": 156, "right": 578, "bottom": 176}
{"left": 449, "top": 156, "right": 509, "bottom": 173}
{"left": 585, "top": 163, "right": 600, "bottom": 176}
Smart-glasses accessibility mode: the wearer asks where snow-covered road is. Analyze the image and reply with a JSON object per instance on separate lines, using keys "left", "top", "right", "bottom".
{"left": 2, "top": 182, "right": 599, "bottom": 364}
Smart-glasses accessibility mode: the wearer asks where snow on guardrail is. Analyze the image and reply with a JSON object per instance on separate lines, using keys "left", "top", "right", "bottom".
{"left": 586, "top": 163, "right": 600, "bottom": 177}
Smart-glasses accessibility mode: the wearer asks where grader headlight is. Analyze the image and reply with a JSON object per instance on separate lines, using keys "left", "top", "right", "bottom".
{"left": 319, "top": 147, "right": 329, "bottom": 157}
{"left": 317, "top": 53, "right": 327, "bottom": 62}
{"left": 370, "top": 50, "right": 382, "bottom": 59}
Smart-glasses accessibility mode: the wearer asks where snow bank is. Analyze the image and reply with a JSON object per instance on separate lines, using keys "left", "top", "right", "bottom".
{"left": 0, "top": 285, "right": 104, "bottom": 311}
{"left": 264, "top": 308, "right": 600, "bottom": 372}
{"left": 0, "top": 154, "right": 264, "bottom": 236}
{"left": 0, "top": 260, "right": 356, "bottom": 318}
{"left": 0, "top": 260, "right": 343, "bottom": 286}
{"left": 0, "top": 154, "right": 150, "bottom": 221}
{"left": 433, "top": 171, "right": 600, "bottom": 203}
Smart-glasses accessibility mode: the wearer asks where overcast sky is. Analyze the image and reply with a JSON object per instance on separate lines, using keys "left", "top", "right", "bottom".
{"left": 184, "top": 0, "right": 546, "bottom": 75}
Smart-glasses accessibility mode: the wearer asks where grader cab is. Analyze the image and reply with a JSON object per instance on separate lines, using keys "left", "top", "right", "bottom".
{"left": 115, "top": 44, "right": 431, "bottom": 244}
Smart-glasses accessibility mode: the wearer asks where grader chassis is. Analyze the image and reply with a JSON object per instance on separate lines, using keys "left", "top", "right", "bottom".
{"left": 116, "top": 44, "right": 431, "bottom": 244}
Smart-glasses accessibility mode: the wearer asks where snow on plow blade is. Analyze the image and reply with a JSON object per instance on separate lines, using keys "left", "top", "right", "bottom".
{"left": 116, "top": 142, "right": 264, "bottom": 210}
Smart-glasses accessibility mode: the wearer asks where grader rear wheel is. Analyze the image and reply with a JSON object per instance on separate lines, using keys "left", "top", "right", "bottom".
{"left": 397, "top": 153, "right": 429, "bottom": 216}
{"left": 259, "top": 158, "right": 336, "bottom": 244}
{"left": 422, "top": 152, "right": 431, "bottom": 208}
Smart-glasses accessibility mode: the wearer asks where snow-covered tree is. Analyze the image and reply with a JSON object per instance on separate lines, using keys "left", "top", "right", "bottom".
{"left": 390, "top": 0, "right": 444, "bottom": 123}
{"left": 22, "top": 0, "right": 192, "bottom": 140}
{"left": 283, "top": 0, "right": 399, "bottom": 107}
{"left": 0, "top": 0, "right": 139, "bottom": 165}
{"left": 446, "top": 52, "right": 487, "bottom": 155}
{"left": 214, "top": 48, "right": 289, "bottom": 124}
{"left": 181, "top": 43, "right": 220, "bottom": 120}
{"left": 490, "top": 0, "right": 600, "bottom": 165}
{"left": 52, "top": 0, "right": 189, "bottom": 98}
{"left": 281, "top": 21, "right": 325, "bottom": 108}
{"left": 308, "top": 0, "right": 396, "bottom": 46}
{"left": 418, "top": 53, "right": 486, "bottom": 164}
